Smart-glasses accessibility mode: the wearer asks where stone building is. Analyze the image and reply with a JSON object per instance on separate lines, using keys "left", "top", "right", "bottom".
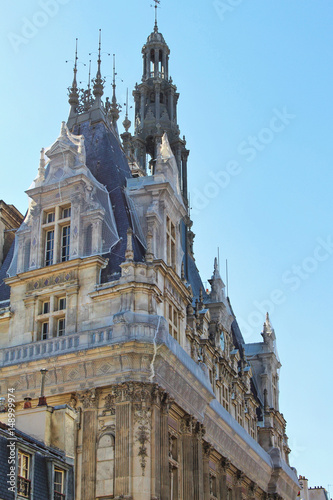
{"left": 0, "top": 19, "right": 299, "bottom": 500}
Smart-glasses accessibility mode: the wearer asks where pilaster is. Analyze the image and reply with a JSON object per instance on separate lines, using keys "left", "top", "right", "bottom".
{"left": 193, "top": 422, "right": 205, "bottom": 500}
{"left": 79, "top": 389, "right": 98, "bottom": 500}
{"left": 181, "top": 415, "right": 194, "bottom": 500}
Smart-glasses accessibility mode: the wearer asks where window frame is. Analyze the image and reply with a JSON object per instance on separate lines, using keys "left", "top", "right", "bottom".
{"left": 17, "top": 448, "right": 34, "bottom": 500}
{"left": 42, "top": 204, "right": 71, "bottom": 267}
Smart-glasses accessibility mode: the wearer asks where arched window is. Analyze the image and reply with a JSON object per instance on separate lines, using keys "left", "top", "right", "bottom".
{"left": 96, "top": 433, "right": 115, "bottom": 499}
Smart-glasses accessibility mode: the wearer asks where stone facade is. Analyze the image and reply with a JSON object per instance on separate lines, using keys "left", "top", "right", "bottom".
{"left": 0, "top": 21, "right": 299, "bottom": 500}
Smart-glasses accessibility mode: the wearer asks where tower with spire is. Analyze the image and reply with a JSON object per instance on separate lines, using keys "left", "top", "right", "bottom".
{"left": 126, "top": 18, "right": 189, "bottom": 204}
{"left": 0, "top": 10, "right": 298, "bottom": 500}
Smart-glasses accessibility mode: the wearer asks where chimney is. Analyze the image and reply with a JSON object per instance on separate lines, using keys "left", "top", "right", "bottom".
{"left": 38, "top": 369, "right": 48, "bottom": 406}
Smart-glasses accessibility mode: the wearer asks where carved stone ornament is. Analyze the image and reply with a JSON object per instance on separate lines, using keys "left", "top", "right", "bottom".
{"left": 180, "top": 414, "right": 194, "bottom": 435}
{"left": 79, "top": 388, "right": 97, "bottom": 409}
{"left": 103, "top": 393, "right": 116, "bottom": 415}
{"left": 134, "top": 400, "right": 151, "bottom": 476}
{"left": 203, "top": 441, "right": 213, "bottom": 459}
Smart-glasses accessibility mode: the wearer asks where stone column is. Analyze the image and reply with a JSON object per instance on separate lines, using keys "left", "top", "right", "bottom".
{"left": 150, "top": 387, "right": 162, "bottom": 499}
{"left": 155, "top": 83, "right": 161, "bottom": 120}
{"left": 234, "top": 472, "right": 244, "bottom": 500}
{"left": 162, "top": 52, "right": 167, "bottom": 78}
{"left": 181, "top": 415, "right": 194, "bottom": 500}
{"left": 218, "top": 459, "right": 230, "bottom": 500}
{"left": 114, "top": 383, "right": 132, "bottom": 498}
{"left": 140, "top": 90, "right": 146, "bottom": 122}
{"left": 154, "top": 49, "right": 159, "bottom": 77}
{"left": 160, "top": 392, "right": 171, "bottom": 500}
{"left": 193, "top": 422, "right": 204, "bottom": 500}
{"left": 79, "top": 389, "right": 98, "bottom": 500}
{"left": 203, "top": 442, "right": 212, "bottom": 500}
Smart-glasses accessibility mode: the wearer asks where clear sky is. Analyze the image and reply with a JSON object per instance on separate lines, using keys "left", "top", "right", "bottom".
{"left": 1, "top": 0, "right": 332, "bottom": 492}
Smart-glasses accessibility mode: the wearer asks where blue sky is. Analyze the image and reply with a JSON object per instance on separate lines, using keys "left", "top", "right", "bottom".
{"left": 1, "top": 0, "right": 332, "bottom": 491}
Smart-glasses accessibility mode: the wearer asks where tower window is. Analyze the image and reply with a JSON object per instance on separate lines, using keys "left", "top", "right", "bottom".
{"left": 45, "top": 230, "right": 55, "bottom": 266}
{"left": 37, "top": 295, "right": 67, "bottom": 340}
{"left": 58, "top": 297, "right": 66, "bottom": 311}
{"left": 61, "top": 226, "right": 70, "bottom": 262}
{"left": 42, "top": 205, "right": 71, "bottom": 266}
{"left": 46, "top": 211, "right": 55, "bottom": 223}
{"left": 57, "top": 318, "right": 66, "bottom": 337}
{"left": 42, "top": 300, "right": 50, "bottom": 314}
{"left": 168, "top": 303, "right": 179, "bottom": 341}
{"left": 166, "top": 216, "right": 176, "bottom": 268}
{"left": 42, "top": 321, "right": 49, "bottom": 340}
{"left": 61, "top": 207, "right": 71, "bottom": 219}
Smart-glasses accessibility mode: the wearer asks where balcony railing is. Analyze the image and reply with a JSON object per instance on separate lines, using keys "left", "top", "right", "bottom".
{"left": 17, "top": 476, "right": 31, "bottom": 498}
{"left": 54, "top": 492, "right": 66, "bottom": 500}
{"left": 0, "top": 321, "right": 161, "bottom": 367}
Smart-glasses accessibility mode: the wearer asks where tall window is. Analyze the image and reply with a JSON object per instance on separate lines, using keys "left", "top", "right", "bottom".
{"left": 54, "top": 468, "right": 66, "bottom": 499}
{"left": 37, "top": 295, "right": 67, "bottom": 340}
{"left": 221, "top": 384, "right": 229, "bottom": 412}
{"left": 166, "top": 216, "right": 176, "bottom": 268}
{"left": 43, "top": 205, "right": 71, "bottom": 267}
{"left": 61, "top": 226, "right": 70, "bottom": 262}
{"left": 45, "top": 230, "right": 55, "bottom": 266}
{"left": 168, "top": 303, "right": 179, "bottom": 341}
{"left": 17, "top": 451, "right": 31, "bottom": 498}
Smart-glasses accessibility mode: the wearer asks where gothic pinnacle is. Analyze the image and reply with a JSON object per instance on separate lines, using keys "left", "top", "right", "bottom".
{"left": 122, "top": 88, "right": 131, "bottom": 132}
{"left": 68, "top": 38, "right": 79, "bottom": 108}
{"left": 93, "top": 29, "right": 104, "bottom": 98}
{"left": 109, "top": 54, "right": 120, "bottom": 124}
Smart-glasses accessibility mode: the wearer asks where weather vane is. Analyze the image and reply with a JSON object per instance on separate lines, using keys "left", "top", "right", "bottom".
{"left": 151, "top": 0, "right": 161, "bottom": 28}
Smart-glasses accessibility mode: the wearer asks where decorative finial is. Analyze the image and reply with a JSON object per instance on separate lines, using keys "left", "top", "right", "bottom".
{"left": 109, "top": 54, "right": 120, "bottom": 126}
{"left": 83, "top": 60, "right": 93, "bottom": 111}
{"left": 38, "top": 148, "right": 46, "bottom": 182}
{"left": 125, "top": 227, "right": 134, "bottom": 262}
{"left": 68, "top": 38, "right": 79, "bottom": 108}
{"left": 145, "top": 231, "right": 154, "bottom": 263}
{"left": 153, "top": 0, "right": 161, "bottom": 32}
{"left": 93, "top": 29, "right": 104, "bottom": 98}
{"left": 181, "top": 261, "right": 185, "bottom": 281}
{"left": 122, "top": 87, "right": 131, "bottom": 132}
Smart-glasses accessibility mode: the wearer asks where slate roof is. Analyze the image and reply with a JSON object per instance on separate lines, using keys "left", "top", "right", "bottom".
{"left": 0, "top": 242, "right": 14, "bottom": 302}
{"left": 71, "top": 117, "right": 146, "bottom": 278}
{"left": 0, "top": 422, "right": 73, "bottom": 500}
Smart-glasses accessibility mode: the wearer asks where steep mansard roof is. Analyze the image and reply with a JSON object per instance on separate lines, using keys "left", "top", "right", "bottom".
{"left": 70, "top": 117, "right": 146, "bottom": 277}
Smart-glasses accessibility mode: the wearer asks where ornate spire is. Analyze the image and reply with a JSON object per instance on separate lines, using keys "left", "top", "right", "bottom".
{"left": 109, "top": 54, "right": 120, "bottom": 126}
{"left": 122, "top": 87, "right": 131, "bottom": 132}
{"left": 83, "top": 60, "right": 93, "bottom": 111}
{"left": 93, "top": 29, "right": 104, "bottom": 98}
{"left": 68, "top": 38, "right": 79, "bottom": 109}
{"left": 209, "top": 256, "right": 225, "bottom": 302}
{"left": 37, "top": 148, "right": 46, "bottom": 183}
{"left": 153, "top": 0, "right": 160, "bottom": 32}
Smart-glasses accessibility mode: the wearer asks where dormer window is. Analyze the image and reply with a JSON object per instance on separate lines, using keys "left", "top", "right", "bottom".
{"left": 42, "top": 205, "right": 71, "bottom": 267}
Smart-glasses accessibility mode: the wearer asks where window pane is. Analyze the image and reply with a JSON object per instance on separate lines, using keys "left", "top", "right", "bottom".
{"left": 62, "top": 207, "right": 71, "bottom": 219}
{"left": 42, "top": 322, "right": 49, "bottom": 340}
{"left": 58, "top": 297, "right": 66, "bottom": 310}
{"left": 61, "top": 226, "right": 70, "bottom": 262}
{"left": 46, "top": 211, "right": 55, "bottom": 223}
{"left": 45, "top": 230, "right": 54, "bottom": 266}
{"left": 54, "top": 469, "right": 64, "bottom": 493}
{"left": 43, "top": 301, "right": 50, "bottom": 314}
{"left": 58, "top": 318, "right": 65, "bottom": 336}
